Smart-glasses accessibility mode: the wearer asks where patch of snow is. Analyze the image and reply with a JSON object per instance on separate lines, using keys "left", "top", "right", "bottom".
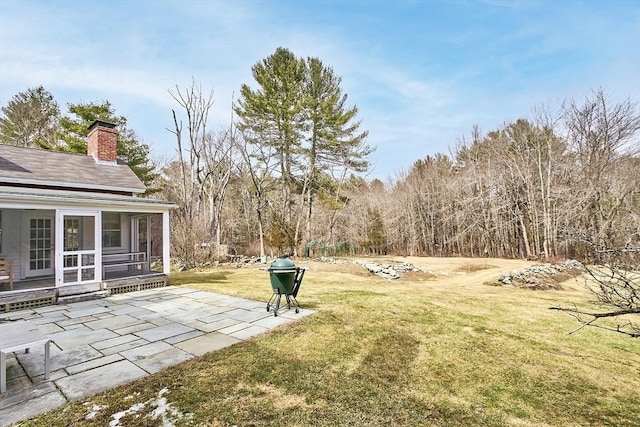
{"left": 150, "top": 388, "right": 183, "bottom": 427}
{"left": 108, "top": 388, "right": 185, "bottom": 427}
{"left": 110, "top": 402, "right": 146, "bottom": 427}
{"left": 85, "top": 404, "right": 107, "bottom": 420}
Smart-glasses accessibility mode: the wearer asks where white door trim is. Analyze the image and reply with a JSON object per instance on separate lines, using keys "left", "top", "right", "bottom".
{"left": 22, "top": 211, "right": 55, "bottom": 278}
{"left": 55, "top": 209, "right": 102, "bottom": 286}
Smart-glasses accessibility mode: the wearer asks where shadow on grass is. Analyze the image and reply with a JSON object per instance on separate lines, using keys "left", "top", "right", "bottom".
{"left": 169, "top": 270, "right": 230, "bottom": 286}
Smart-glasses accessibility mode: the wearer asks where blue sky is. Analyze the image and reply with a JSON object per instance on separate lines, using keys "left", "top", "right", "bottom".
{"left": 1, "top": 0, "right": 638, "bottom": 179}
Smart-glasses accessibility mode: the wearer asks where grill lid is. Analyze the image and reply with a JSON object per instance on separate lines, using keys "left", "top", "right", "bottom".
{"left": 269, "top": 257, "right": 295, "bottom": 270}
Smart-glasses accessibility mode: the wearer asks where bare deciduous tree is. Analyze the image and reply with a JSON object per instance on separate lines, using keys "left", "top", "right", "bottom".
{"left": 563, "top": 90, "right": 640, "bottom": 246}
{"left": 235, "top": 130, "right": 279, "bottom": 257}
{"left": 165, "top": 80, "right": 234, "bottom": 265}
{"left": 551, "top": 246, "right": 640, "bottom": 338}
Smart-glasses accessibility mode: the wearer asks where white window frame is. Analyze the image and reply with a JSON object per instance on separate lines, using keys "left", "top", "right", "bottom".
{"left": 102, "top": 212, "right": 123, "bottom": 249}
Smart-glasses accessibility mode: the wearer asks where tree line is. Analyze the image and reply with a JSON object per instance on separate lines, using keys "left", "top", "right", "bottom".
{"left": 375, "top": 92, "right": 639, "bottom": 260}
{"left": 2, "top": 48, "right": 639, "bottom": 266}
{"left": 163, "top": 78, "right": 638, "bottom": 264}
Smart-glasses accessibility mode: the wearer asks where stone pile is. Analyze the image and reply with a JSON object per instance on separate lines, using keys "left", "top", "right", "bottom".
{"left": 498, "top": 260, "right": 584, "bottom": 288}
{"left": 317, "top": 256, "right": 352, "bottom": 264}
{"left": 358, "top": 261, "right": 422, "bottom": 280}
{"left": 176, "top": 256, "right": 266, "bottom": 271}
{"left": 394, "top": 262, "right": 422, "bottom": 273}
{"left": 361, "top": 262, "right": 401, "bottom": 279}
{"left": 315, "top": 256, "right": 422, "bottom": 279}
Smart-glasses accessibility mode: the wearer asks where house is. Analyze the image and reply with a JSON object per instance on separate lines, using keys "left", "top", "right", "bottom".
{"left": 0, "top": 120, "right": 174, "bottom": 312}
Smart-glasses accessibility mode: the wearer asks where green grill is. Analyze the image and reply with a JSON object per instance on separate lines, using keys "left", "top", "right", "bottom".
{"left": 266, "top": 258, "right": 305, "bottom": 316}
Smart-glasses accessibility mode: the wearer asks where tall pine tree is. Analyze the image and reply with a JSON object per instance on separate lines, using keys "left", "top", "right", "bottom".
{"left": 234, "top": 47, "right": 307, "bottom": 237}
{"left": 0, "top": 86, "right": 60, "bottom": 149}
{"left": 234, "top": 48, "right": 372, "bottom": 253}
{"left": 303, "top": 56, "right": 371, "bottom": 243}
{"left": 59, "top": 101, "right": 157, "bottom": 190}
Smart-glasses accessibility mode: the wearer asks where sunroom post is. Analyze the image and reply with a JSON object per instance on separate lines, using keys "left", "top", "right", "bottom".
{"left": 54, "top": 210, "right": 63, "bottom": 287}
{"left": 96, "top": 211, "right": 102, "bottom": 282}
{"left": 162, "top": 211, "right": 170, "bottom": 275}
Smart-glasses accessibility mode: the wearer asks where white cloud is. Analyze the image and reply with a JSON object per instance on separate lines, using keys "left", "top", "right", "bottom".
{"left": 1, "top": 0, "right": 638, "bottom": 180}
{"left": 1, "top": 56, "right": 175, "bottom": 106}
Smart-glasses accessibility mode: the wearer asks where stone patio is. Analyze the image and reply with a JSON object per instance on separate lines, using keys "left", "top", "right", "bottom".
{"left": 0, "top": 286, "right": 313, "bottom": 426}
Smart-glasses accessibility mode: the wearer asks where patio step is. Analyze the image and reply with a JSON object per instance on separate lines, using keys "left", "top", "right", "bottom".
{"left": 0, "top": 288, "right": 56, "bottom": 313}
{"left": 1, "top": 275, "right": 168, "bottom": 313}
{"left": 57, "top": 291, "right": 109, "bottom": 305}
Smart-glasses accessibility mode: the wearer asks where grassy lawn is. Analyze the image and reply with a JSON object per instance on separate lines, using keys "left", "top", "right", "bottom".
{"left": 21, "top": 257, "right": 640, "bottom": 426}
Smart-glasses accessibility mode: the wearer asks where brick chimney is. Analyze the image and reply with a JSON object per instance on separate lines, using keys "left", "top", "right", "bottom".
{"left": 87, "top": 120, "right": 118, "bottom": 163}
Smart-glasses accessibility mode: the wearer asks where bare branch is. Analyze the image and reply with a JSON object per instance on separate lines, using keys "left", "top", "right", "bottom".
{"left": 550, "top": 306, "right": 640, "bottom": 338}
{"left": 551, "top": 241, "right": 640, "bottom": 338}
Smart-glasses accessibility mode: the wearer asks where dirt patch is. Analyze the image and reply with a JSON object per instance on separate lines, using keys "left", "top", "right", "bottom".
{"left": 455, "top": 263, "right": 498, "bottom": 273}
{"left": 301, "top": 260, "right": 372, "bottom": 277}
{"left": 257, "top": 384, "right": 311, "bottom": 410}
{"left": 232, "top": 382, "right": 313, "bottom": 411}
{"left": 398, "top": 270, "right": 437, "bottom": 281}
{"left": 382, "top": 256, "right": 535, "bottom": 274}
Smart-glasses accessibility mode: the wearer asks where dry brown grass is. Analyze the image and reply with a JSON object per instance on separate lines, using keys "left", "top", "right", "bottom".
{"left": 21, "top": 257, "right": 640, "bottom": 427}
{"left": 455, "top": 262, "right": 499, "bottom": 273}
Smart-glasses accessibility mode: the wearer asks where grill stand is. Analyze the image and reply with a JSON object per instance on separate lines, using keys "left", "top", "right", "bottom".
{"left": 266, "top": 267, "right": 305, "bottom": 317}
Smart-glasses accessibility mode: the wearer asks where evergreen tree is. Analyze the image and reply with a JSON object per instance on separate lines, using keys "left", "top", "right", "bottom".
{"left": 304, "top": 57, "right": 370, "bottom": 174}
{"left": 0, "top": 86, "right": 60, "bottom": 149}
{"left": 59, "top": 101, "right": 157, "bottom": 189}
{"left": 302, "top": 56, "right": 372, "bottom": 242}
{"left": 235, "top": 48, "right": 372, "bottom": 253}
{"left": 234, "top": 47, "right": 307, "bottom": 224}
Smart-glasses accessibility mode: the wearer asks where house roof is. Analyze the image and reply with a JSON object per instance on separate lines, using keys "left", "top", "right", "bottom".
{"left": 0, "top": 144, "right": 146, "bottom": 194}
{"left": 0, "top": 185, "right": 174, "bottom": 212}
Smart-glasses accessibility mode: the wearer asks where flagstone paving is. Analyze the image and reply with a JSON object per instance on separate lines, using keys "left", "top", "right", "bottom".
{"left": 0, "top": 286, "right": 313, "bottom": 426}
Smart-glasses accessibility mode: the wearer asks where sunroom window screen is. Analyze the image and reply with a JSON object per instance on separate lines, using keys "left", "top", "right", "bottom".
{"left": 102, "top": 213, "right": 121, "bottom": 248}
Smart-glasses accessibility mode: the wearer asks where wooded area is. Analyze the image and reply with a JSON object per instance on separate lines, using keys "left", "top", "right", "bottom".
{"left": 163, "top": 85, "right": 639, "bottom": 266}
{"left": 1, "top": 49, "right": 638, "bottom": 267}
{"left": 377, "top": 93, "right": 640, "bottom": 260}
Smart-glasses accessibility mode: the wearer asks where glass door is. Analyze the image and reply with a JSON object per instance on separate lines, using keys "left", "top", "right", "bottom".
{"left": 24, "top": 212, "right": 54, "bottom": 277}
